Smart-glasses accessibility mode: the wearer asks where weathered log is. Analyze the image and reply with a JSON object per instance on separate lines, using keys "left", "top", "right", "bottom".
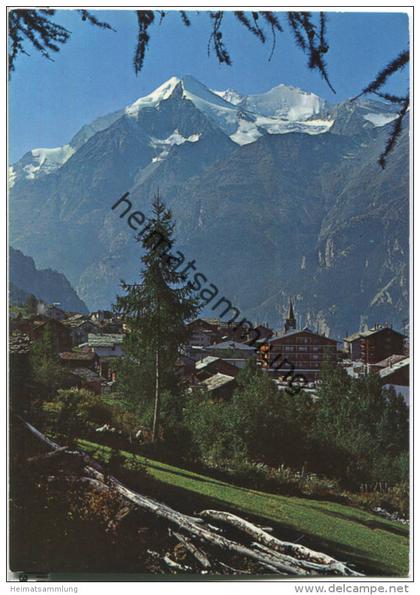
{"left": 200, "top": 510, "right": 362, "bottom": 576}
{"left": 20, "top": 420, "right": 296, "bottom": 573}
{"left": 19, "top": 418, "right": 363, "bottom": 577}
{"left": 257, "top": 561, "right": 289, "bottom": 575}
{"left": 96, "top": 468, "right": 312, "bottom": 574}
{"left": 217, "top": 561, "right": 252, "bottom": 575}
{"left": 26, "top": 446, "right": 69, "bottom": 464}
{"left": 171, "top": 530, "right": 212, "bottom": 569}
{"left": 250, "top": 541, "right": 352, "bottom": 576}
{"left": 163, "top": 555, "right": 191, "bottom": 572}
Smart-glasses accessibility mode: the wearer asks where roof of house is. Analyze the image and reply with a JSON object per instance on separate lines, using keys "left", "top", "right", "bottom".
{"left": 63, "top": 318, "right": 97, "bottom": 329}
{"left": 87, "top": 333, "right": 124, "bottom": 347}
{"left": 65, "top": 313, "right": 86, "bottom": 321}
{"left": 188, "top": 318, "right": 215, "bottom": 329}
{"left": 344, "top": 326, "right": 405, "bottom": 342}
{"left": 32, "top": 318, "right": 67, "bottom": 330}
{"left": 268, "top": 327, "right": 337, "bottom": 344}
{"left": 207, "top": 340, "right": 255, "bottom": 351}
{"left": 344, "top": 332, "right": 362, "bottom": 342}
{"left": 379, "top": 357, "right": 410, "bottom": 379}
{"left": 71, "top": 367, "right": 104, "bottom": 382}
{"left": 374, "top": 354, "right": 407, "bottom": 368}
{"left": 59, "top": 351, "right": 95, "bottom": 362}
{"left": 196, "top": 356, "right": 220, "bottom": 370}
{"left": 9, "top": 332, "right": 32, "bottom": 354}
{"left": 202, "top": 373, "right": 235, "bottom": 391}
{"left": 45, "top": 304, "right": 65, "bottom": 313}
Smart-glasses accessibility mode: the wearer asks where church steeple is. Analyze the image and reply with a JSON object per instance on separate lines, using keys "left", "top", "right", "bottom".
{"left": 284, "top": 298, "right": 296, "bottom": 334}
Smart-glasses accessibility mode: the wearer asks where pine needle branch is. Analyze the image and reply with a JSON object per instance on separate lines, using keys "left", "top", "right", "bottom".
{"left": 353, "top": 50, "right": 409, "bottom": 100}
{"left": 133, "top": 10, "right": 155, "bottom": 76}
{"left": 378, "top": 96, "right": 409, "bottom": 169}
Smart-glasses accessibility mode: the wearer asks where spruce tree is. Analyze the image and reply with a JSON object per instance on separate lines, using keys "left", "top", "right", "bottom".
{"left": 114, "top": 193, "right": 198, "bottom": 441}
{"left": 25, "top": 293, "right": 38, "bottom": 315}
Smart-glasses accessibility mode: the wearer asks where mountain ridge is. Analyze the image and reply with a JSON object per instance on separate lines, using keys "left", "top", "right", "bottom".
{"left": 9, "top": 75, "right": 408, "bottom": 337}
{"left": 9, "top": 247, "right": 89, "bottom": 313}
{"left": 10, "top": 75, "right": 397, "bottom": 186}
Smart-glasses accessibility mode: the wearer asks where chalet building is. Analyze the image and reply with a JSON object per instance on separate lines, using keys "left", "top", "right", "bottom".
{"left": 252, "top": 324, "right": 273, "bottom": 342}
{"left": 81, "top": 334, "right": 124, "bottom": 381}
{"left": 84, "top": 334, "right": 124, "bottom": 357}
{"left": 197, "top": 318, "right": 244, "bottom": 342}
{"left": 230, "top": 323, "right": 274, "bottom": 344}
{"left": 344, "top": 324, "right": 405, "bottom": 364}
{"left": 59, "top": 351, "right": 96, "bottom": 370}
{"left": 187, "top": 319, "right": 219, "bottom": 347}
{"left": 221, "top": 358, "right": 249, "bottom": 369}
{"left": 195, "top": 356, "right": 239, "bottom": 380}
{"left": 70, "top": 367, "right": 105, "bottom": 395}
{"left": 260, "top": 327, "right": 338, "bottom": 381}
{"left": 90, "top": 310, "right": 114, "bottom": 322}
{"left": 379, "top": 357, "right": 409, "bottom": 394}
{"left": 175, "top": 355, "right": 197, "bottom": 382}
{"left": 96, "top": 356, "right": 119, "bottom": 382}
{"left": 369, "top": 354, "right": 407, "bottom": 374}
{"left": 31, "top": 319, "right": 72, "bottom": 352}
{"left": 62, "top": 317, "right": 100, "bottom": 346}
{"left": 36, "top": 303, "right": 66, "bottom": 321}
{"left": 206, "top": 340, "right": 256, "bottom": 360}
{"left": 97, "top": 319, "right": 124, "bottom": 334}
{"left": 201, "top": 373, "right": 236, "bottom": 401}
{"left": 186, "top": 317, "right": 273, "bottom": 346}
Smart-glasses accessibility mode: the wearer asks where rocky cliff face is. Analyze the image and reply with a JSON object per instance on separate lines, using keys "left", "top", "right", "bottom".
{"left": 9, "top": 247, "right": 88, "bottom": 312}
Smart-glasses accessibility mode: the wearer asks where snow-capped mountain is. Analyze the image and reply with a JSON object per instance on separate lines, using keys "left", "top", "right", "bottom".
{"left": 11, "top": 75, "right": 401, "bottom": 187}
{"left": 9, "top": 106, "right": 123, "bottom": 187}
{"left": 125, "top": 75, "right": 334, "bottom": 146}
{"left": 10, "top": 75, "right": 381, "bottom": 185}
{"left": 9, "top": 75, "right": 408, "bottom": 336}
{"left": 9, "top": 145, "right": 74, "bottom": 188}
{"left": 234, "top": 84, "right": 328, "bottom": 120}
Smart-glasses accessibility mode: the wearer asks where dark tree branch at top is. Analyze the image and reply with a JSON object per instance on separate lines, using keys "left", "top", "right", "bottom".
{"left": 9, "top": 9, "right": 335, "bottom": 94}
{"left": 287, "top": 12, "right": 335, "bottom": 93}
{"left": 8, "top": 9, "right": 410, "bottom": 168}
{"left": 353, "top": 50, "right": 409, "bottom": 100}
{"left": 8, "top": 9, "right": 70, "bottom": 73}
{"left": 378, "top": 96, "right": 409, "bottom": 169}
{"left": 351, "top": 49, "right": 409, "bottom": 168}
{"left": 8, "top": 9, "right": 113, "bottom": 74}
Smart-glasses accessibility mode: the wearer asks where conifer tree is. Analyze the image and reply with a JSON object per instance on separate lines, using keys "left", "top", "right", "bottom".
{"left": 25, "top": 293, "right": 38, "bottom": 315}
{"left": 114, "top": 193, "right": 198, "bottom": 441}
{"left": 30, "top": 325, "right": 68, "bottom": 400}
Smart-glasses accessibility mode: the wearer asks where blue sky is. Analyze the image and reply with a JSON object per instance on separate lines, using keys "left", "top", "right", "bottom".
{"left": 9, "top": 10, "right": 409, "bottom": 162}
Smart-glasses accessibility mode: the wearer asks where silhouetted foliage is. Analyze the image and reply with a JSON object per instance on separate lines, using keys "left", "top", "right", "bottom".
{"left": 132, "top": 10, "right": 333, "bottom": 90}
{"left": 9, "top": 9, "right": 334, "bottom": 92}
{"left": 352, "top": 49, "right": 409, "bottom": 168}
{"left": 9, "top": 9, "right": 70, "bottom": 73}
{"left": 287, "top": 12, "right": 335, "bottom": 93}
{"left": 8, "top": 9, "right": 112, "bottom": 74}
{"left": 133, "top": 11, "right": 156, "bottom": 75}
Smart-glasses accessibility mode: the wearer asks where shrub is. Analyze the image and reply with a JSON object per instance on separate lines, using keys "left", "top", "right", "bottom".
{"left": 54, "top": 388, "right": 114, "bottom": 442}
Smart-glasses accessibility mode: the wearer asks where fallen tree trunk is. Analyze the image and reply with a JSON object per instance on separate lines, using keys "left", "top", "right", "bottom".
{"left": 200, "top": 510, "right": 363, "bottom": 576}
{"left": 171, "top": 530, "right": 212, "bottom": 570}
{"left": 19, "top": 418, "right": 363, "bottom": 577}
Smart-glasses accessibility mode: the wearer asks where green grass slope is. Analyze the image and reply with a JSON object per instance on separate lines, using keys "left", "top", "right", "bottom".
{"left": 79, "top": 440, "right": 409, "bottom": 577}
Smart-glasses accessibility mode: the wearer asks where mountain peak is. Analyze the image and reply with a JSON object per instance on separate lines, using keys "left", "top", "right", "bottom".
{"left": 241, "top": 83, "right": 328, "bottom": 120}
{"left": 125, "top": 74, "right": 235, "bottom": 118}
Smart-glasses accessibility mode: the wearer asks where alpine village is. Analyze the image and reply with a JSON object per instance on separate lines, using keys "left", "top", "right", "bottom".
{"left": 10, "top": 197, "right": 409, "bottom": 578}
